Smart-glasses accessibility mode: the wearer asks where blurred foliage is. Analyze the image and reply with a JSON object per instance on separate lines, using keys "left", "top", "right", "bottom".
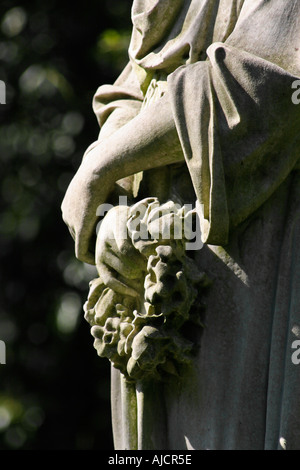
{"left": 0, "top": 0, "right": 133, "bottom": 449}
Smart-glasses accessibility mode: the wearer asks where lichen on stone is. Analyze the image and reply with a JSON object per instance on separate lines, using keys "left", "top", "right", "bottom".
{"left": 84, "top": 198, "right": 211, "bottom": 382}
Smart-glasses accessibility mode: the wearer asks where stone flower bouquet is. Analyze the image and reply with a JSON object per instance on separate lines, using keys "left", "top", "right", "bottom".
{"left": 84, "top": 198, "right": 210, "bottom": 382}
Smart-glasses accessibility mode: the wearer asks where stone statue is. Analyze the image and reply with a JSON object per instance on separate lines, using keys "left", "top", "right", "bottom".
{"left": 62, "top": 0, "right": 300, "bottom": 450}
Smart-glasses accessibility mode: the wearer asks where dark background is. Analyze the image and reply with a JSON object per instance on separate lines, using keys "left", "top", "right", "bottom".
{"left": 0, "top": 0, "right": 133, "bottom": 450}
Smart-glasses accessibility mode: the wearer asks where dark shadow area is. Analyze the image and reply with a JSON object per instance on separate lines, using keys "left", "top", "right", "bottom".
{"left": 0, "top": 0, "right": 133, "bottom": 450}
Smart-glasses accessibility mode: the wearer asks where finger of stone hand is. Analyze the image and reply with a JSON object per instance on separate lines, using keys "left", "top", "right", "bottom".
{"left": 75, "top": 236, "right": 95, "bottom": 265}
{"left": 97, "top": 261, "right": 139, "bottom": 298}
{"left": 68, "top": 226, "right": 76, "bottom": 241}
{"left": 115, "top": 238, "right": 146, "bottom": 270}
{"left": 100, "top": 247, "right": 142, "bottom": 279}
{"left": 61, "top": 202, "right": 75, "bottom": 240}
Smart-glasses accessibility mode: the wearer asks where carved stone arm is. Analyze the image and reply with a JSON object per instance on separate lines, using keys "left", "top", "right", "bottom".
{"left": 61, "top": 91, "right": 185, "bottom": 264}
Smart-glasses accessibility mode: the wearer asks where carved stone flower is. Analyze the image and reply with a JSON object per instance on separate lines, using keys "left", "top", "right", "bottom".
{"left": 83, "top": 198, "right": 211, "bottom": 382}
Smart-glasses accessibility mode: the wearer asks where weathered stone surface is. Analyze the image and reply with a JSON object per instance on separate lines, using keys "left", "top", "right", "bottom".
{"left": 62, "top": 0, "right": 300, "bottom": 450}
{"left": 84, "top": 199, "right": 210, "bottom": 382}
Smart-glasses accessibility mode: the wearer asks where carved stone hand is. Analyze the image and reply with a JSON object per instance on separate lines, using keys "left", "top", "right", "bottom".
{"left": 61, "top": 151, "right": 115, "bottom": 264}
{"left": 61, "top": 92, "right": 184, "bottom": 264}
{"left": 95, "top": 205, "right": 146, "bottom": 298}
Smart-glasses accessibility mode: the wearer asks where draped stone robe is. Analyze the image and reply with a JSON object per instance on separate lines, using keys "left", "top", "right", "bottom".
{"left": 90, "top": 0, "right": 300, "bottom": 449}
